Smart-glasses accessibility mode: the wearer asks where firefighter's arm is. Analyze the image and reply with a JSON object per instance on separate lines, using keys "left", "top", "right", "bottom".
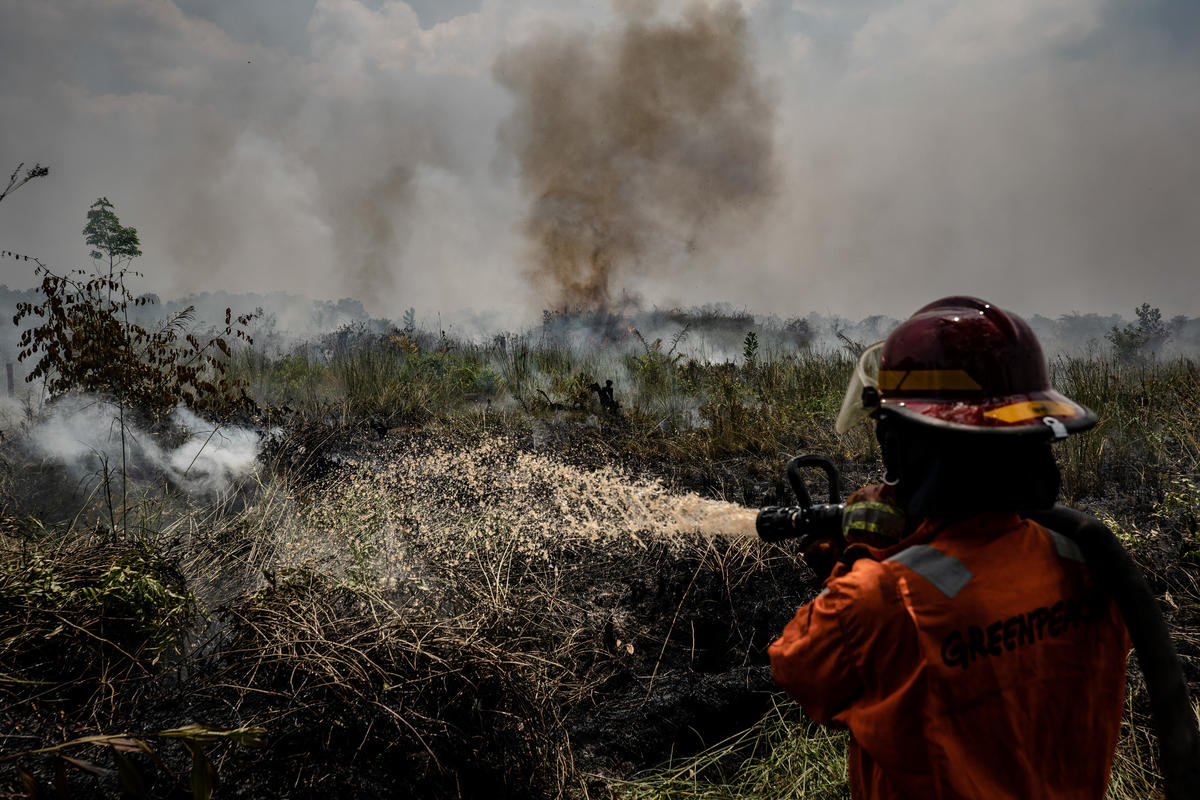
{"left": 768, "top": 582, "right": 863, "bottom": 725}
{"left": 800, "top": 484, "right": 907, "bottom": 582}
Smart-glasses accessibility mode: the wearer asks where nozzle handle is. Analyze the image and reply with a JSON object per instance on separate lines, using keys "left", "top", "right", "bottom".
{"left": 786, "top": 454, "right": 841, "bottom": 508}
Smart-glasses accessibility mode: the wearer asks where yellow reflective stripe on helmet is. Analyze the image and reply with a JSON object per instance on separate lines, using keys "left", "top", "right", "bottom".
{"left": 877, "top": 369, "right": 982, "bottom": 392}
{"left": 983, "top": 399, "right": 1078, "bottom": 423}
{"left": 844, "top": 520, "right": 883, "bottom": 535}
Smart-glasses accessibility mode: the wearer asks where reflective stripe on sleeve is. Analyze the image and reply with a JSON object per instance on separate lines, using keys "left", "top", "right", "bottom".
{"left": 1048, "top": 530, "right": 1086, "bottom": 564}
{"left": 885, "top": 545, "right": 973, "bottom": 599}
{"left": 848, "top": 501, "right": 902, "bottom": 514}
{"left": 842, "top": 500, "right": 906, "bottom": 541}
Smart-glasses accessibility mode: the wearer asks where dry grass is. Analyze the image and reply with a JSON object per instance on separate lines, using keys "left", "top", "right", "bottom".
{"left": 204, "top": 570, "right": 583, "bottom": 795}
{"left": 610, "top": 695, "right": 1195, "bottom": 800}
{"left": 2, "top": 430, "right": 810, "bottom": 796}
{"left": 612, "top": 698, "right": 850, "bottom": 800}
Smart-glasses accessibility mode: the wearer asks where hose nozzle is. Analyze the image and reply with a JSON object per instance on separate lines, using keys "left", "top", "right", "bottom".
{"left": 756, "top": 454, "right": 845, "bottom": 545}
{"left": 756, "top": 503, "right": 844, "bottom": 545}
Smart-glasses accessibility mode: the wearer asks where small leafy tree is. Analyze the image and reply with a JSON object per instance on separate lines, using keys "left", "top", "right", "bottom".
{"left": 85, "top": 196, "right": 142, "bottom": 275}
{"left": 742, "top": 330, "right": 759, "bottom": 367}
{"left": 13, "top": 198, "right": 255, "bottom": 421}
{"left": 1107, "top": 303, "right": 1169, "bottom": 363}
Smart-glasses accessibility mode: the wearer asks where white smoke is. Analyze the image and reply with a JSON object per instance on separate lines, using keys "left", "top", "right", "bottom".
{"left": 164, "top": 407, "right": 263, "bottom": 495}
{"left": 25, "top": 395, "right": 261, "bottom": 497}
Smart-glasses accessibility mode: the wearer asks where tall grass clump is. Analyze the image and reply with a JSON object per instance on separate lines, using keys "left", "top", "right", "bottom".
{"left": 232, "top": 348, "right": 333, "bottom": 414}
{"left": 235, "top": 327, "right": 505, "bottom": 424}
{"left": 614, "top": 695, "right": 1190, "bottom": 800}
{"left": 614, "top": 698, "right": 849, "bottom": 800}
{"left": 682, "top": 351, "right": 863, "bottom": 470}
{"left": 1053, "top": 356, "right": 1200, "bottom": 502}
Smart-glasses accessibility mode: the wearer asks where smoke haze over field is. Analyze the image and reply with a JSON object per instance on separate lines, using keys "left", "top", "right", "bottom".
{"left": 495, "top": 2, "right": 775, "bottom": 308}
{"left": 0, "top": 0, "right": 1198, "bottom": 324}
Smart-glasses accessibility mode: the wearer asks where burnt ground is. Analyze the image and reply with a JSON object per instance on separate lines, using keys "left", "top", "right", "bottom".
{"left": 3, "top": 414, "right": 1197, "bottom": 799}
{"left": 561, "top": 549, "right": 814, "bottom": 777}
{"left": 1, "top": 416, "right": 821, "bottom": 799}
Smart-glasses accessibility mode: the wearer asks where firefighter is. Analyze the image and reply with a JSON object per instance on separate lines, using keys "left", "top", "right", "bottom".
{"left": 769, "top": 296, "right": 1131, "bottom": 799}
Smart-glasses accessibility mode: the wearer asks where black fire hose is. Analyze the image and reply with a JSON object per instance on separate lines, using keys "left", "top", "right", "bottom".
{"left": 1028, "top": 505, "right": 1200, "bottom": 800}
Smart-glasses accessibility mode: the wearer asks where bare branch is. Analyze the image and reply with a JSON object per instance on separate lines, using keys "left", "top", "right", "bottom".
{"left": 0, "top": 162, "right": 50, "bottom": 205}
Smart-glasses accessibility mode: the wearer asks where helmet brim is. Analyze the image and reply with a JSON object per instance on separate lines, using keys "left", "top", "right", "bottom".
{"left": 879, "top": 389, "right": 1097, "bottom": 436}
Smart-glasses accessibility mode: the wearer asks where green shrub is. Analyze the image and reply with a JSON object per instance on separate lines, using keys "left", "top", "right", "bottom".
{"left": 1, "top": 542, "right": 196, "bottom": 658}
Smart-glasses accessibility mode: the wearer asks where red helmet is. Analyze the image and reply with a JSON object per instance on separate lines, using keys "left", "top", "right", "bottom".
{"left": 836, "top": 296, "right": 1096, "bottom": 437}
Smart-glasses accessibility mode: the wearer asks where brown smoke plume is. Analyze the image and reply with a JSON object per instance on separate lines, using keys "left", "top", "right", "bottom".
{"left": 494, "top": 2, "right": 775, "bottom": 309}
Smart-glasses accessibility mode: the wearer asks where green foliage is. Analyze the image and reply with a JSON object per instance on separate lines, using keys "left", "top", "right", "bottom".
{"left": 742, "top": 331, "right": 759, "bottom": 367}
{"left": 0, "top": 544, "right": 196, "bottom": 657}
{"left": 81, "top": 548, "right": 197, "bottom": 655}
{"left": 1155, "top": 475, "right": 1200, "bottom": 526}
{"left": 13, "top": 199, "right": 255, "bottom": 420}
{"left": 0, "top": 551, "right": 66, "bottom": 605}
{"left": 626, "top": 327, "right": 688, "bottom": 411}
{"left": 1107, "top": 303, "right": 1169, "bottom": 363}
{"left": 84, "top": 197, "right": 142, "bottom": 265}
{"left": 548, "top": 370, "right": 595, "bottom": 409}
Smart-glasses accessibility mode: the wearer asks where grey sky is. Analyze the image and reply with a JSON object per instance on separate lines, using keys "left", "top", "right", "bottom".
{"left": 1, "top": 0, "right": 1197, "bottom": 326}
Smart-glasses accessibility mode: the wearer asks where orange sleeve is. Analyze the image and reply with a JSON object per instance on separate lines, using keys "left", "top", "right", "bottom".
{"left": 768, "top": 583, "right": 863, "bottom": 725}
{"left": 844, "top": 483, "right": 897, "bottom": 506}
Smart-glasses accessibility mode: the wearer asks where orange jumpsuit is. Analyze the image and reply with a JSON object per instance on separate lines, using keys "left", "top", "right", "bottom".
{"left": 769, "top": 511, "right": 1130, "bottom": 799}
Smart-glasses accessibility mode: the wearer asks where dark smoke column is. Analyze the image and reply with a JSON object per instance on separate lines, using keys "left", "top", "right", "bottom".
{"left": 495, "top": 1, "right": 776, "bottom": 310}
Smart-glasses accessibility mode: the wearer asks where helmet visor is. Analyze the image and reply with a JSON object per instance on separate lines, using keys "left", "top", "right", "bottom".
{"left": 835, "top": 341, "right": 884, "bottom": 434}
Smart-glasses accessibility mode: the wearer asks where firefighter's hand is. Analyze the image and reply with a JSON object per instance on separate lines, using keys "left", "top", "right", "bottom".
{"left": 842, "top": 483, "right": 907, "bottom": 547}
{"left": 800, "top": 534, "right": 846, "bottom": 583}
{"left": 801, "top": 483, "right": 906, "bottom": 583}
